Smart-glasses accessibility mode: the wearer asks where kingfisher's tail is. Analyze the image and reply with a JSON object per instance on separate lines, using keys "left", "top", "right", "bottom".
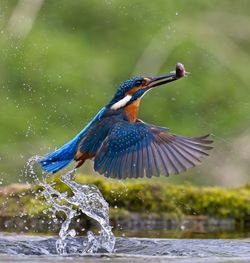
{"left": 39, "top": 136, "right": 80, "bottom": 173}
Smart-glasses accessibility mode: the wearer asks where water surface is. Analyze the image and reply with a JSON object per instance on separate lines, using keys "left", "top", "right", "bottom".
{"left": 0, "top": 234, "right": 249, "bottom": 263}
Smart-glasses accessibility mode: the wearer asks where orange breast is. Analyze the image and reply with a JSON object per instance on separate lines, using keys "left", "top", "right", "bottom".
{"left": 124, "top": 99, "right": 141, "bottom": 122}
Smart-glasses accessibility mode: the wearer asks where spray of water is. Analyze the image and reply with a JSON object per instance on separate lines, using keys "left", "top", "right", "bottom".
{"left": 26, "top": 156, "right": 116, "bottom": 254}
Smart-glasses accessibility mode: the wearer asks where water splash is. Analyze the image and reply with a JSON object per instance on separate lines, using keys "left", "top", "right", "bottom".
{"left": 25, "top": 155, "right": 44, "bottom": 183}
{"left": 26, "top": 156, "right": 115, "bottom": 254}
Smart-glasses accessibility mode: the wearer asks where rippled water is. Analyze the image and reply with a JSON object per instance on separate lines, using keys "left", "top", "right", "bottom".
{"left": 0, "top": 234, "right": 250, "bottom": 263}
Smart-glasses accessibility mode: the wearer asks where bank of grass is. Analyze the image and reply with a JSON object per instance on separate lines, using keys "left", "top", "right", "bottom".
{"left": 0, "top": 174, "right": 250, "bottom": 226}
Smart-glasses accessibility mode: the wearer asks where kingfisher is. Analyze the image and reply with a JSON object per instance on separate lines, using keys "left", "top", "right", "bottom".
{"left": 40, "top": 63, "right": 213, "bottom": 179}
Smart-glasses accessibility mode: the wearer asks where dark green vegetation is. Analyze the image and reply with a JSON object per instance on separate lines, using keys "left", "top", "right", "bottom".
{"left": 0, "top": 1, "right": 250, "bottom": 185}
{"left": 0, "top": 174, "right": 249, "bottom": 234}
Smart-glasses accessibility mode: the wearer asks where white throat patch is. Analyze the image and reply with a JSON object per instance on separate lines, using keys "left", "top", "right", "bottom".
{"left": 110, "top": 95, "right": 132, "bottom": 110}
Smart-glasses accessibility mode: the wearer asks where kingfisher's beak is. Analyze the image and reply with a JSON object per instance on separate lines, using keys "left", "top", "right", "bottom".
{"left": 145, "top": 63, "right": 188, "bottom": 89}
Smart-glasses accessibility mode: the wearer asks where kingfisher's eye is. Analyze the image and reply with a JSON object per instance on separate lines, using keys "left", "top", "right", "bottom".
{"left": 135, "top": 79, "right": 145, "bottom": 86}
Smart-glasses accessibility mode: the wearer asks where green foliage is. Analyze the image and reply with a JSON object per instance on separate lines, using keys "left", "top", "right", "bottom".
{"left": 0, "top": 1, "right": 250, "bottom": 184}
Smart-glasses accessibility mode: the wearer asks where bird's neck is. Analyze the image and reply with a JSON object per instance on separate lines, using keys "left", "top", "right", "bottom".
{"left": 123, "top": 99, "right": 141, "bottom": 122}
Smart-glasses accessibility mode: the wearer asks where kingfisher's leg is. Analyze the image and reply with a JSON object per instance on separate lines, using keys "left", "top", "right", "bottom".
{"left": 75, "top": 159, "right": 85, "bottom": 168}
{"left": 75, "top": 152, "right": 93, "bottom": 168}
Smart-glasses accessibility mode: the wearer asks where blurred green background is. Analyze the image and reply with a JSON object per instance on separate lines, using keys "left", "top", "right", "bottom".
{"left": 0, "top": 0, "right": 250, "bottom": 186}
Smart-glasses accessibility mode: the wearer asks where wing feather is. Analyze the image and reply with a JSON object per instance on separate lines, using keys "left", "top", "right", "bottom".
{"left": 150, "top": 142, "right": 160, "bottom": 177}
{"left": 161, "top": 144, "right": 181, "bottom": 174}
{"left": 111, "top": 154, "right": 120, "bottom": 179}
{"left": 106, "top": 154, "right": 116, "bottom": 178}
{"left": 170, "top": 143, "right": 197, "bottom": 168}
{"left": 151, "top": 142, "right": 161, "bottom": 176}
{"left": 130, "top": 146, "right": 136, "bottom": 179}
{"left": 136, "top": 141, "right": 141, "bottom": 178}
{"left": 117, "top": 155, "right": 123, "bottom": 179}
{"left": 125, "top": 150, "right": 133, "bottom": 179}
{"left": 146, "top": 145, "right": 153, "bottom": 178}
{"left": 121, "top": 152, "right": 129, "bottom": 179}
{"left": 156, "top": 143, "right": 170, "bottom": 176}
{"left": 142, "top": 140, "right": 150, "bottom": 178}
{"left": 167, "top": 143, "right": 187, "bottom": 172}
{"left": 98, "top": 156, "right": 108, "bottom": 175}
{"left": 139, "top": 139, "right": 146, "bottom": 178}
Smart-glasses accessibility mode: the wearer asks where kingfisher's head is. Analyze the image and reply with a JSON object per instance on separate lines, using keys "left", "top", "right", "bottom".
{"left": 108, "top": 63, "right": 187, "bottom": 110}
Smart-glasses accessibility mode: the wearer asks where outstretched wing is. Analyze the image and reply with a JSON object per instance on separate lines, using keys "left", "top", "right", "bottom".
{"left": 94, "top": 121, "right": 213, "bottom": 179}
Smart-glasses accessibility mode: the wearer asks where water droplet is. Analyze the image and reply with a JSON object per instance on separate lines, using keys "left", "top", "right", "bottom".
{"left": 180, "top": 225, "right": 185, "bottom": 230}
